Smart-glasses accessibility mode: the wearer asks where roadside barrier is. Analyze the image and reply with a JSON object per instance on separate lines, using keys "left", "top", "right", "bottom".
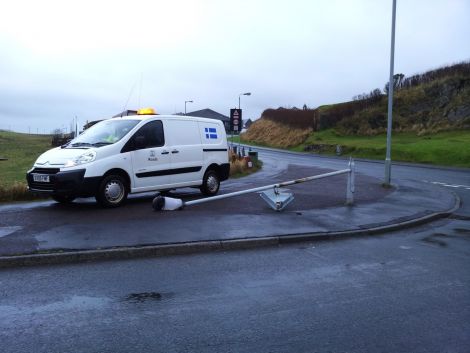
{"left": 152, "top": 159, "right": 355, "bottom": 212}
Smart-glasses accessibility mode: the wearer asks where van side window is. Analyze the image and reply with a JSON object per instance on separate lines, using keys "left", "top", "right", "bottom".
{"left": 139, "top": 120, "right": 164, "bottom": 148}
{"left": 122, "top": 120, "right": 165, "bottom": 152}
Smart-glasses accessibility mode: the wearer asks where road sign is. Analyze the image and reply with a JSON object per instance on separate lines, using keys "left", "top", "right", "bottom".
{"left": 230, "top": 109, "right": 242, "bottom": 132}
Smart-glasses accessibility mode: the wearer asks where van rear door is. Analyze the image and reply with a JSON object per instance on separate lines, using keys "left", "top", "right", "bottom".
{"left": 164, "top": 119, "right": 204, "bottom": 185}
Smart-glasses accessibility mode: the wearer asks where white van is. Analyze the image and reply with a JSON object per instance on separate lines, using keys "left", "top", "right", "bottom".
{"left": 27, "top": 110, "right": 230, "bottom": 207}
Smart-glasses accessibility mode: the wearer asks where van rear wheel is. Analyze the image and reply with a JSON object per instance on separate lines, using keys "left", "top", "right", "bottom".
{"left": 96, "top": 174, "right": 128, "bottom": 208}
{"left": 200, "top": 170, "right": 220, "bottom": 196}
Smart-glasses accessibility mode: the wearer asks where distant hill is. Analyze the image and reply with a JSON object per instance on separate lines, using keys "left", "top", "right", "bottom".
{"left": 243, "top": 61, "right": 470, "bottom": 148}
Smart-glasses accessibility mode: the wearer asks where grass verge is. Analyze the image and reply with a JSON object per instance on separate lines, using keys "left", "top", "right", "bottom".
{"left": 293, "top": 129, "right": 470, "bottom": 167}
{"left": 240, "top": 128, "right": 470, "bottom": 168}
{"left": 0, "top": 130, "right": 52, "bottom": 202}
{"left": 0, "top": 130, "right": 52, "bottom": 187}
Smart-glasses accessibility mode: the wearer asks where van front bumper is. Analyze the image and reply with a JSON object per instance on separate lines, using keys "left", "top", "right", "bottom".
{"left": 26, "top": 168, "right": 101, "bottom": 197}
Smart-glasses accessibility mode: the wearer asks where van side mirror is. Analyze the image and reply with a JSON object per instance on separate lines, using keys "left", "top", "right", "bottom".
{"left": 135, "top": 136, "right": 147, "bottom": 149}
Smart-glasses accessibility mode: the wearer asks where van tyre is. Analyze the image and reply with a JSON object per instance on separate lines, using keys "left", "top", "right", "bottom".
{"left": 96, "top": 174, "right": 128, "bottom": 208}
{"left": 52, "top": 195, "right": 75, "bottom": 203}
{"left": 200, "top": 170, "right": 220, "bottom": 196}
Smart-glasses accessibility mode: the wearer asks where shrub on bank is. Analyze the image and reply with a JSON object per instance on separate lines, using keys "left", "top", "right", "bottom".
{"left": 229, "top": 151, "right": 262, "bottom": 178}
{"left": 0, "top": 182, "right": 44, "bottom": 202}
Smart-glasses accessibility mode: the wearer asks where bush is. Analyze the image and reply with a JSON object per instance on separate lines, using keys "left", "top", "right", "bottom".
{"left": 0, "top": 182, "right": 47, "bottom": 202}
{"left": 229, "top": 151, "right": 262, "bottom": 177}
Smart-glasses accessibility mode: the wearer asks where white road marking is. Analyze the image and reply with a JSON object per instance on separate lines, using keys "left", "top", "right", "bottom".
{"left": 424, "top": 180, "right": 470, "bottom": 190}
{"left": 0, "top": 226, "right": 22, "bottom": 238}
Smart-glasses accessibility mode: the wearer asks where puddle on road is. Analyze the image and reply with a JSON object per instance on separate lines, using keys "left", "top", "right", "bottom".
{"left": 454, "top": 228, "right": 470, "bottom": 235}
{"left": 123, "top": 292, "right": 174, "bottom": 303}
{"left": 0, "top": 296, "right": 111, "bottom": 319}
{"left": 421, "top": 234, "right": 448, "bottom": 247}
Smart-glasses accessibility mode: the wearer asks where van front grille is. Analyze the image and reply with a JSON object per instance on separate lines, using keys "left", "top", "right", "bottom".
{"left": 29, "top": 182, "right": 55, "bottom": 191}
{"left": 31, "top": 168, "right": 60, "bottom": 174}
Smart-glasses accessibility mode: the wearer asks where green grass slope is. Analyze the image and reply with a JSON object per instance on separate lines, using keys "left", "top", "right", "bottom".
{"left": 295, "top": 129, "right": 470, "bottom": 168}
{"left": 0, "top": 130, "right": 52, "bottom": 187}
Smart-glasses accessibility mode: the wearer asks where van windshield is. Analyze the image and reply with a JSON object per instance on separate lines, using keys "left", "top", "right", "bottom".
{"left": 69, "top": 119, "right": 140, "bottom": 147}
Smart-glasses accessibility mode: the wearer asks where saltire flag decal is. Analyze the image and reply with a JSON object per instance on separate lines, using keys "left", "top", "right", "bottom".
{"left": 205, "top": 128, "right": 217, "bottom": 139}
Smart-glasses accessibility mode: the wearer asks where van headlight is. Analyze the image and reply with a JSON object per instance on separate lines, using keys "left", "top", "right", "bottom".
{"left": 64, "top": 150, "right": 97, "bottom": 168}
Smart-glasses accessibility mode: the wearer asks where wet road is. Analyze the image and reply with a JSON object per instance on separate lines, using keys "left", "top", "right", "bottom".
{"left": 0, "top": 147, "right": 468, "bottom": 255}
{"left": 1, "top": 151, "right": 396, "bottom": 255}
{"left": 1, "top": 218, "right": 469, "bottom": 353}
{"left": 5, "top": 145, "right": 467, "bottom": 216}
{"left": 2, "top": 146, "right": 468, "bottom": 255}
{"left": 1, "top": 148, "right": 469, "bottom": 352}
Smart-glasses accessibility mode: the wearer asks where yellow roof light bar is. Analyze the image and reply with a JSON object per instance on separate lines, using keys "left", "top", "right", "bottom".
{"left": 137, "top": 107, "right": 156, "bottom": 115}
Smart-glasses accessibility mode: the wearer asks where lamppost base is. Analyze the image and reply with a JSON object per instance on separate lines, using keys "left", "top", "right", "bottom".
{"left": 384, "top": 158, "right": 392, "bottom": 186}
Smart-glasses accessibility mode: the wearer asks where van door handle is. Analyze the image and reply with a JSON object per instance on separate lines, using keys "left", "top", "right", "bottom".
{"left": 171, "top": 150, "right": 179, "bottom": 154}
{"left": 161, "top": 151, "right": 169, "bottom": 155}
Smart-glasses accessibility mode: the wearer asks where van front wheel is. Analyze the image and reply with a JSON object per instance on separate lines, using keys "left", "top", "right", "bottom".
{"left": 96, "top": 174, "right": 128, "bottom": 208}
{"left": 200, "top": 170, "right": 220, "bottom": 196}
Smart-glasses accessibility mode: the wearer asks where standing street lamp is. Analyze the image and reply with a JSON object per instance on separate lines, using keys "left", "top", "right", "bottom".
{"left": 237, "top": 92, "right": 251, "bottom": 153}
{"left": 384, "top": 0, "right": 397, "bottom": 185}
{"left": 239, "top": 92, "right": 251, "bottom": 110}
{"left": 185, "top": 100, "right": 193, "bottom": 115}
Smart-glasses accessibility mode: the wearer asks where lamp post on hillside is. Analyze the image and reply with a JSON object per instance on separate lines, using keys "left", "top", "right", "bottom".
{"left": 185, "top": 100, "right": 193, "bottom": 115}
{"left": 384, "top": 0, "right": 397, "bottom": 185}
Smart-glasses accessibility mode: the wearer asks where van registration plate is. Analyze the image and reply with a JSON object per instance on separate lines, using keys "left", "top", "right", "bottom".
{"left": 33, "top": 174, "right": 50, "bottom": 183}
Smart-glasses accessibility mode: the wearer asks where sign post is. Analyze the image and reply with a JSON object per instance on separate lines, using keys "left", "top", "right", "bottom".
{"left": 230, "top": 108, "right": 242, "bottom": 154}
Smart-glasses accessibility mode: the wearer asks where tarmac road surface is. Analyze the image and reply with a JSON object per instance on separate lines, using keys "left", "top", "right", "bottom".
{"left": 1, "top": 217, "right": 469, "bottom": 353}
{"left": 0, "top": 148, "right": 463, "bottom": 258}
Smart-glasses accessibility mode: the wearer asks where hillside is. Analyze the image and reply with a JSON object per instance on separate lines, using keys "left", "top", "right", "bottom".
{"left": 241, "top": 119, "right": 312, "bottom": 148}
{"left": 241, "top": 61, "right": 470, "bottom": 167}
{"left": 243, "top": 61, "right": 470, "bottom": 142}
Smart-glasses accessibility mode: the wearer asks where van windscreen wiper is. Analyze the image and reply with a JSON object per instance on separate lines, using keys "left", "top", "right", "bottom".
{"left": 92, "top": 142, "right": 113, "bottom": 147}
{"left": 70, "top": 142, "right": 93, "bottom": 147}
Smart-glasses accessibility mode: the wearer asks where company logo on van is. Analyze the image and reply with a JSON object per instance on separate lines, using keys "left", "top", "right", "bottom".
{"left": 148, "top": 150, "right": 158, "bottom": 161}
{"left": 204, "top": 128, "right": 218, "bottom": 139}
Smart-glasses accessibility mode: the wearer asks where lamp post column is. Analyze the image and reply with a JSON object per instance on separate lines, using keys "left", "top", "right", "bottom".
{"left": 184, "top": 100, "right": 193, "bottom": 115}
{"left": 237, "top": 92, "right": 251, "bottom": 156}
{"left": 385, "top": 0, "right": 397, "bottom": 185}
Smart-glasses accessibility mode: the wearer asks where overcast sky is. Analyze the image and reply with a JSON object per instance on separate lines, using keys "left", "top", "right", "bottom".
{"left": 0, "top": 0, "right": 469, "bottom": 133}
